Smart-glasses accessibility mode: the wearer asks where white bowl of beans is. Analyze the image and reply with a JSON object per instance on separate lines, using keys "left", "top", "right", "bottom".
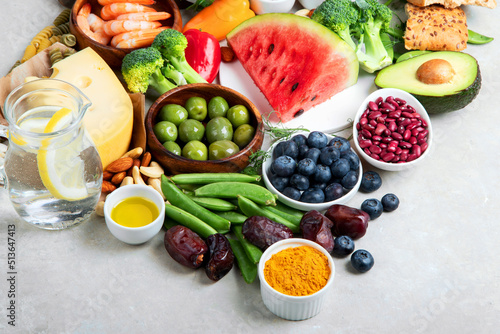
{"left": 353, "top": 88, "right": 433, "bottom": 171}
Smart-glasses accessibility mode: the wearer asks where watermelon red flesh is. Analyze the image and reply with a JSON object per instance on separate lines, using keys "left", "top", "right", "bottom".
{"left": 227, "top": 13, "right": 359, "bottom": 123}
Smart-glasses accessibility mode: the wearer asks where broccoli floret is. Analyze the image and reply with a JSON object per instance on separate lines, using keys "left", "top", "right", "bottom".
{"left": 162, "top": 63, "right": 187, "bottom": 86}
{"left": 152, "top": 29, "right": 207, "bottom": 84}
{"left": 121, "top": 47, "right": 177, "bottom": 95}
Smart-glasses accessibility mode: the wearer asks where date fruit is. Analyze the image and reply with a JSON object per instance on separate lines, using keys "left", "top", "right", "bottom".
{"left": 164, "top": 225, "right": 208, "bottom": 269}
{"left": 300, "top": 210, "right": 335, "bottom": 253}
{"left": 205, "top": 233, "right": 234, "bottom": 282}
{"left": 325, "top": 204, "right": 370, "bottom": 239}
{"left": 242, "top": 216, "right": 293, "bottom": 250}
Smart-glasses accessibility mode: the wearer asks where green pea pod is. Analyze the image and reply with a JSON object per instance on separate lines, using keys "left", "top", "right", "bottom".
{"left": 170, "top": 173, "right": 261, "bottom": 184}
{"left": 232, "top": 225, "right": 262, "bottom": 264}
{"left": 274, "top": 201, "right": 305, "bottom": 218}
{"left": 227, "top": 238, "right": 258, "bottom": 284}
{"left": 262, "top": 205, "right": 301, "bottom": 227}
{"left": 215, "top": 211, "right": 248, "bottom": 224}
{"left": 195, "top": 182, "right": 277, "bottom": 206}
{"left": 163, "top": 217, "right": 178, "bottom": 230}
{"left": 164, "top": 204, "right": 217, "bottom": 238}
{"left": 237, "top": 196, "right": 299, "bottom": 233}
{"left": 467, "top": 29, "right": 494, "bottom": 44}
{"left": 161, "top": 175, "right": 230, "bottom": 232}
{"left": 186, "top": 194, "right": 237, "bottom": 211}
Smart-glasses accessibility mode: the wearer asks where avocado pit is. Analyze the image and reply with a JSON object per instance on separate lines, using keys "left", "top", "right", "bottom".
{"left": 416, "top": 59, "right": 455, "bottom": 85}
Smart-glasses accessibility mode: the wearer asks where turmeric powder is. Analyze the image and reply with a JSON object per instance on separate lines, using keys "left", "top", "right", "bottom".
{"left": 263, "top": 246, "right": 330, "bottom": 297}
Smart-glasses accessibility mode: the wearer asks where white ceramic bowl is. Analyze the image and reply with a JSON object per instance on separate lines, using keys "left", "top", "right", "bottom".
{"left": 250, "top": 0, "right": 296, "bottom": 14}
{"left": 353, "top": 88, "right": 433, "bottom": 172}
{"left": 298, "top": 0, "right": 324, "bottom": 10}
{"left": 104, "top": 184, "right": 165, "bottom": 245}
{"left": 262, "top": 133, "right": 362, "bottom": 212}
{"left": 258, "top": 238, "right": 335, "bottom": 320}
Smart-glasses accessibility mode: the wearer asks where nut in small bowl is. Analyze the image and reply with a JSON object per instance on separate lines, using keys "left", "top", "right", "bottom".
{"left": 258, "top": 238, "right": 335, "bottom": 320}
{"left": 353, "top": 88, "right": 433, "bottom": 171}
{"left": 70, "top": 0, "right": 182, "bottom": 68}
{"left": 146, "top": 83, "right": 264, "bottom": 175}
{"left": 262, "top": 131, "right": 362, "bottom": 212}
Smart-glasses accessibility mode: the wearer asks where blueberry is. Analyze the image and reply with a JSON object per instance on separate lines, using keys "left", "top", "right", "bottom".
{"left": 300, "top": 188, "right": 325, "bottom": 203}
{"left": 360, "top": 171, "right": 382, "bottom": 193}
{"left": 289, "top": 174, "right": 310, "bottom": 191}
{"left": 307, "top": 131, "right": 328, "bottom": 149}
{"left": 310, "top": 182, "right": 327, "bottom": 190}
{"left": 324, "top": 183, "right": 344, "bottom": 202}
{"left": 314, "top": 164, "right": 332, "bottom": 184}
{"left": 272, "top": 141, "right": 286, "bottom": 159}
{"left": 298, "top": 144, "right": 310, "bottom": 159}
{"left": 328, "top": 137, "right": 351, "bottom": 153}
{"left": 341, "top": 170, "right": 358, "bottom": 189}
{"left": 361, "top": 198, "right": 383, "bottom": 220}
{"left": 282, "top": 187, "right": 301, "bottom": 200}
{"left": 291, "top": 134, "right": 307, "bottom": 147}
{"left": 272, "top": 155, "right": 296, "bottom": 177}
{"left": 269, "top": 173, "right": 289, "bottom": 192}
{"left": 351, "top": 249, "right": 374, "bottom": 273}
{"left": 330, "top": 158, "right": 350, "bottom": 178}
{"left": 304, "top": 147, "right": 321, "bottom": 164}
{"left": 381, "top": 193, "right": 400, "bottom": 212}
{"left": 341, "top": 150, "right": 360, "bottom": 170}
{"left": 281, "top": 140, "right": 299, "bottom": 160}
{"left": 320, "top": 146, "right": 340, "bottom": 166}
{"left": 332, "top": 235, "right": 355, "bottom": 257}
{"left": 297, "top": 158, "right": 316, "bottom": 176}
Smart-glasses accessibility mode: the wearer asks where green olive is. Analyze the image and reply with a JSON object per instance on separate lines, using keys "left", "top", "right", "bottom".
{"left": 208, "top": 96, "right": 229, "bottom": 119}
{"left": 185, "top": 96, "right": 207, "bottom": 121}
{"left": 182, "top": 140, "right": 208, "bottom": 161}
{"left": 233, "top": 124, "right": 256, "bottom": 148}
{"left": 227, "top": 105, "right": 250, "bottom": 128}
{"left": 158, "top": 104, "right": 188, "bottom": 126}
{"left": 205, "top": 116, "right": 233, "bottom": 144}
{"left": 153, "top": 121, "right": 178, "bottom": 143}
{"left": 209, "top": 140, "right": 240, "bottom": 160}
{"left": 178, "top": 119, "right": 205, "bottom": 143}
{"left": 163, "top": 141, "right": 181, "bottom": 156}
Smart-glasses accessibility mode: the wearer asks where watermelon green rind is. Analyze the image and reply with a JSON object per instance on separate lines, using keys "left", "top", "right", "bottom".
{"left": 227, "top": 13, "right": 359, "bottom": 123}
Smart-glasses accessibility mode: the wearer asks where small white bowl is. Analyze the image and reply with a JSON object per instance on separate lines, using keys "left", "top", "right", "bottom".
{"left": 262, "top": 133, "right": 362, "bottom": 212}
{"left": 258, "top": 238, "right": 335, "bottom": 320}
{"left": 298, "top": 0, "right": 324, "bottom": 10}
{"left": 353, "top": 88, "right": 433, "bottom": 172}
{"left": 104, "top": 184, "right": 165, "bottom": 245}
{"left": 250, "top": 0, "right": 296, "bottom": 14}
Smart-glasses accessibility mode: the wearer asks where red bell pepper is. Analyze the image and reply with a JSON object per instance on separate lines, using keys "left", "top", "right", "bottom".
{"left": 184, "top": 29, "right": 221, "bottom": 83}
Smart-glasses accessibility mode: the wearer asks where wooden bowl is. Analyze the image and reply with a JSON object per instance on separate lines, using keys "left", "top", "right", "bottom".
{"left": 146, "top": 83, "right": 265, "bottom": 175}
{"left": 70, "top": 0, "right": 182, "bottom": 68}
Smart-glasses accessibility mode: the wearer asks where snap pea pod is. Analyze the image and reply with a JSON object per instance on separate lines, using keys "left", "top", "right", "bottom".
{"left": 163, "top": 217, "right": 178, "bottom": 230}
{"left": 186, "top": 194, "right": 237, "bottom": 212}
{"left": 237, "top": 196, "right": 299, "bottom": 233}
{"left": 262, "top": 205, "right": 302, "bottom": 226}
{"left": 161, "top": 175, "right": 231, "bottom": 232}
{"left": 170, "top": 173, "right": 261, "bottom": 184}
{"left": 232, "top": 225, "right": 262, "bottom": 264}
{"left": 467, "top": 29, "right": 494, "bottom": 44}
{"left": 215, "top": 211, "right": 248, "bottom": 224}
{"left": 195, "top": 182, "right": 277, "bottom": 206}
{"left": 176, "top": 183, "right": 203, "bottom": 192}
{"left": 164, "top": 204, "right": 217, "bottom": 238}
{"left": 227, "top": 238, "right": 257, "bottom": 284}
{"left": 274, "top": 201, "right": 306, "bottom": 218}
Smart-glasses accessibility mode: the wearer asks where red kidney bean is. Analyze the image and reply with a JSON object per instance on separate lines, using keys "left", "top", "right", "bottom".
{"left": 372, "top": 135, "right": 382, "bottom": 142}
{"left": 409, "top": 136, "right": 418, "bottom": 145}
{"left": 377, "top": 115, "right": 387, "bottom": 123}
{"left": 375, "top": 96, "right": 383, "bottom": 105}
{"left": 401, "top": 111, "right": 413, "bottom": 118}
{"left": 381, "top": 152, "right": 395, "bottom": 162}
{"left": 400, "top": 152, "right": 408, "bottom": 161}
{"left": 411, "top": 144, "right": 422, "bottom": 157}
{"left": 380, "top": 102, "right": 396, "bottom": 111}
{"left": 421, "top": 119, "right": 428, "bottom": 127}
{"left": 359, "top": 117, "right": 368, "bottom": 126}
{"left": 399, "top": 118, "right": 412, "bottom": 127}
{"left": 388, "top": 110, "right": 401, "bottom": 119}
{"left": 397, "top": 125, "right": 406, "bottom": 134}
{"left": 379, "top": 143, "right": 387, "bottom": 149}
{"left": 359, "top": 138, "right": 372, "bottom": 149}
{"left": 369, "top": 145, "right": 382, "bottom": 154}
{"left": 403, "top": 129, "right": 412, "bottom": 141}
{"left": 374, "top": 123, "right": 387, "bottom": 136}
{"left": 391, "top": 132, "right": 403, "bottom": 140}
{"left": 395, "top": 97, "right": 406, "bottom": 105}
{"left": 391, "top": 155, "right": 400, "bottom": 162}
{"left": 382, "top": 136, "right": 393, "bottom": 144}
{"left": 421, "top": 142, "right": 428, "bottom": 152}
{"left": 369, "top": 119, "right": 378, "bottom": 127}
{"left": 370, "top": 153, "right": 380, "bottom": 160}
{"left": 368, "top": 101, "right": 378, "bottom": 111}
{"left": 361, "top": 129, "right": 372, "bottom": 138}
{"left": 394, "top": 147, "right": 403, "bottom": 155}
{"left": 382, "top": 128, "right": 391, "bottom": 137}
{"left": 364, "top": 148, "right": 371, "bottom": 155}
{"left": 368, "top": 111, "right": 382, "bottom": 119}
{"left": 407, "top": 154, "right": 418, "bottom": 162}
{"left": 362, "top": 123, "right": 375, "bottom": 131}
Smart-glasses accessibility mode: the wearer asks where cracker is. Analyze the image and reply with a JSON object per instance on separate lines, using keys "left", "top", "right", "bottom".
{"left": 407, "top": 0, "right": 496, "bottom": 9}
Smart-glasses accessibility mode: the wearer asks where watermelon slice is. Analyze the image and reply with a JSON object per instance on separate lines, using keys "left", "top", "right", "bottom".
{"left": 226, "top": 13, "right": 359, "bottom": 123}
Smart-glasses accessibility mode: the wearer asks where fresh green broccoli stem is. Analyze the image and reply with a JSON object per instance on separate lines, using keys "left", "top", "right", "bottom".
{"left": 168, "top": 56, "right": 207, "bottom": 84}
{"left": 162, "top": 64, "right": 187, "bottom": 86}
{"left": 149, "top": 68, "right": 177, "bottom": 95}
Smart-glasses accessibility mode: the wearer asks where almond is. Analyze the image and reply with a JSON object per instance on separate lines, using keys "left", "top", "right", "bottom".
{"left": 103, "top": 171, "right": 114, "bottom": 181}
{"left": 221, "top": 46, "right": 235, "bottom": 63}
{"left": 102, "top": 180, "right": 116, "bottom": 193}
{"left": 127, "top": 158, "right": 141, "bottom": 177}
{"left": 106, "top": 157, "right": 134, "bottom": 173}
{"left": 111, "top": 171, "right": 127, "bottom": 185}
{"left": 141, "top": 151, "right": 152, "bottom": 167}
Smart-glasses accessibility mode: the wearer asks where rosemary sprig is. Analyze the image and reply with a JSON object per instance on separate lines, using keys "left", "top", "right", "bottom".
{"left": 262, "top": 112, "right": 310, "bottom": 143}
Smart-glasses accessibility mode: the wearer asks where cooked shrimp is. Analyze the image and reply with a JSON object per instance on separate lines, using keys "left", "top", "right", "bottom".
{"left": 97, "top": 0, "right": 155, "bottom": 5}
{"left": 77, "top": 4, "right": 111, "bottom": 45}
{"left": 87, "top": 13, "right": 105, "bottom": 31}
{"left": 103, "top": 20, "right": 162, "bottom": 36}
{"left": 100, "top": 3, "right": 156, "bottom": 21}
{"left": 115, "top": 11, "right": 171, "bottom": 22}
{"left": 110, "top": 27, "right": 167, "bottom": 48}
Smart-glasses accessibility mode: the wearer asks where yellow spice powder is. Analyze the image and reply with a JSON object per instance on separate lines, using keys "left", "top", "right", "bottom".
{"left": 264, "top": 245, "right": 331, "bottom": 297}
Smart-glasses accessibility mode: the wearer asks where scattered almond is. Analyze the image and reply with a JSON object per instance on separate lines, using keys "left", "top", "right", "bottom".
{"left": 102, "top": 180, "right": 117, "bottom": 193}
{"left": 106, "top": 157, "right": 134, "bottom": 173}
{"left": 141, "top": 152, "right": 152, "bottom": 167}
{"left": 111, "top": 171, "right": 127, "bottom": 185}
{"left": 103, "top": 170, "right": 114, "bottom": 181}
{"left": 221, "top": 46, "right": 235, "bottom": 63}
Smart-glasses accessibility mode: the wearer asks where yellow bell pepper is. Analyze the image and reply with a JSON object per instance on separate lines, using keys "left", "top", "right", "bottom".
{"left": 183, "top": 0, "right": 255, "bottom": 41}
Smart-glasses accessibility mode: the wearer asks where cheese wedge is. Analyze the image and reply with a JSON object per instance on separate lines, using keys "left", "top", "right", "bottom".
{"left": 50, "top": 47, "right": 133, "bottom": 168}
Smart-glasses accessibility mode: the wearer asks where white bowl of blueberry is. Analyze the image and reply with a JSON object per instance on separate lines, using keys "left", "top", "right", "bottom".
{"left": 262, "top": 131, "right": 362, "bottom": 212}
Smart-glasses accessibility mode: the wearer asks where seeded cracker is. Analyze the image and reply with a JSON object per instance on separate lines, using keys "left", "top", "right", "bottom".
{"left": 404, "top": 3, "right": 468, "bottom": 51}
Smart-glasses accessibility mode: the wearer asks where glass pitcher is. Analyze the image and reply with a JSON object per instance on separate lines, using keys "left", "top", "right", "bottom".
{"left": 0, "top": 79, "right": 103, "bottom": 230}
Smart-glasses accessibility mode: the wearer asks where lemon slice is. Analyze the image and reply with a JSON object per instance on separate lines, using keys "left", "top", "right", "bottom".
{"left": 37, "top": 107, "right": 88, "bottom": 201}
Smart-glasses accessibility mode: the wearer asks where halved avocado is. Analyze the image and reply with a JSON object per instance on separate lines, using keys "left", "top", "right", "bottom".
{"left": 375, "top": 51, "right": 481, "bottom": 114}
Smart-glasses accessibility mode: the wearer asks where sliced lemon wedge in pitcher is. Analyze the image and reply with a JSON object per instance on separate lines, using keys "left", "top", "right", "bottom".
{"left": 37, "top": 107, "right": 88, "bottom": 201}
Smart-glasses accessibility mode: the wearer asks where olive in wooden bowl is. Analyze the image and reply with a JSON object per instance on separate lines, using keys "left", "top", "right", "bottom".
{"left": 146, "top": 83, "right": 264, "bottom": 175}
{"left": 70, "top": 0, "right": 182, "bottom": 68}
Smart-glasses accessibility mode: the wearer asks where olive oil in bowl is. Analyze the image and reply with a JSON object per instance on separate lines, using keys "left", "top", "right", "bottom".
{"left": 111, "top": 196, "right": 160, "bottom": 228}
